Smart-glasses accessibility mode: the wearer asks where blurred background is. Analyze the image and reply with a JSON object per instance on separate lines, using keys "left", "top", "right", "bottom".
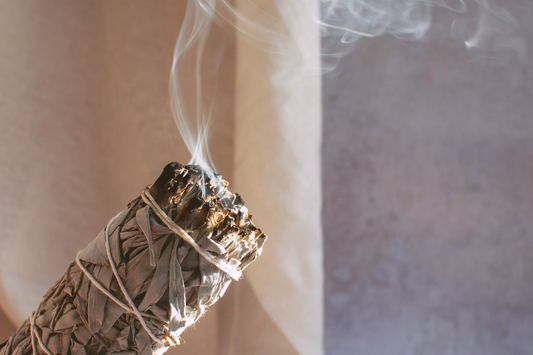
{"left": 323, "top": 2, "right": 533, "bottom": 353}
{"left": 1, "top": 1, "right": 533, "bottom": 355}
{"left": 323, "top": 17, "right": 533, "bottom": 354}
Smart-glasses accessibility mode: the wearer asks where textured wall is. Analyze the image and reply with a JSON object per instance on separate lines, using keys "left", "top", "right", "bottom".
{"left": 323, "top": 5, "right": 533, "bottom": 354}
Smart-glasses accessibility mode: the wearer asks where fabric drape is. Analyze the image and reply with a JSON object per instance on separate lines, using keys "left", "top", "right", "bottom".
{"left": 0, "top": 2, "right": 323, "bottom": 355}
{"left": 234, "top": 1, "right": 323, "bottom": 354}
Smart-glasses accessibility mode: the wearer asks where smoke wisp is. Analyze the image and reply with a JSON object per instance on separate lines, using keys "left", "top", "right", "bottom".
{"left": 170, "top": 0, "right": 525, "bottom": 173}
{"left": 319, "top": 0, "right": 526, "bottom": 69}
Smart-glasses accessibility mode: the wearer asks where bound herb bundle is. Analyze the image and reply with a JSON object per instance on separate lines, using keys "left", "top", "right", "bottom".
{"left": 0, "top": 162, "right": 266, "bottom": 355}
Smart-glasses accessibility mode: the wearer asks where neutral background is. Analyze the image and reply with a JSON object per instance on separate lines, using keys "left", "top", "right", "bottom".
{"left": 0, "top": 2, "right": 300, "bottom": 355}
{"left": 1, "top": 1, "right": 533, "bottom": 355}
{"left": 323, "top": 3, "right": 533, "bottom": 354}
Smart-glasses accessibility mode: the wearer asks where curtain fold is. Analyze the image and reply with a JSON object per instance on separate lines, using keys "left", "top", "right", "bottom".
{"left": 0, "top": 1, "right": 323, "bottom": 355}
{"left": 234, "top": 1, "right": 324, "bottom": 355}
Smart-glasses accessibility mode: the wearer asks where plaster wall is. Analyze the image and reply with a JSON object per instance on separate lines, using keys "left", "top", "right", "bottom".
{"left": 323, "top": 4, "right": 533, "bottom": 354}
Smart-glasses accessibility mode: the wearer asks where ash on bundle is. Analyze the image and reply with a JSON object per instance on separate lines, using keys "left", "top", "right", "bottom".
{"left": 0, "top": 162, "right": 266, "bottom": 355}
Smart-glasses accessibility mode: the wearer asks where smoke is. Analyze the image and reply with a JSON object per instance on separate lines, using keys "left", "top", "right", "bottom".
{"left": 169, "top": 0, "right": 297, "bottom": 176}
{"left": 319, "top": 0, "right": 525, "bottom": 69}
{"left": 170, "top": 0, "right": 525, "bottom": 173}
{"left": 169, "top": 0, "right": 217, "bottom": 175}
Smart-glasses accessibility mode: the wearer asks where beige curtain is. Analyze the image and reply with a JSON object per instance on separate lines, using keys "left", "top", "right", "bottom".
{"left": 234, "top": 1, "right": 323, "bottom": 355}
{"left": 0, "top": 1, "right": 322, "bottom": 355}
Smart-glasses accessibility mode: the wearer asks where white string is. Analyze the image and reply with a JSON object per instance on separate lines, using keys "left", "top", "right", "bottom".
{"left": 30, "top": 188, "right": 238, "bottom": 352}
{"left": 31, "top": 246, "right": 167, "bottom": 353}
{"left": 71, "top": 212, "right": 163, "bottom": 346}
{"left": 30, "top": 311, "right": 38, "bottom": 355}
{"left": 75, "top": 252, "right": 159, "bottom": 322}
{"left": 102, "top": 213, "right": 162, "bottom": 344}
{"left": 76, "top": 252, "right": 133, "bottom": 313}
{"left": 141, "top": 188, "right": 242, "bottom": 281}
{"left": 30, "top": 311, "right": 54, "bottom": 355}
{"left": 30, "top": 311, "right": 37, "bottom": 355}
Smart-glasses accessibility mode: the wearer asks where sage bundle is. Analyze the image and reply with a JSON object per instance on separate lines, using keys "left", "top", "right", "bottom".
{"left": 0, "top": 162, "right": 266, "bottom": 355}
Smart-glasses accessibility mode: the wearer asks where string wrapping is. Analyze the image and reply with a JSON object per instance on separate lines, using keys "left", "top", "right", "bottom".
{"left": 0, "top": 162, "right": 266, "bottom": 355}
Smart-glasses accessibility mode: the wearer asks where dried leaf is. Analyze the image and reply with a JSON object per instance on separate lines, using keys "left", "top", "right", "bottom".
{"left": 0, "top": 163, "right": 266, "bottom": 355}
